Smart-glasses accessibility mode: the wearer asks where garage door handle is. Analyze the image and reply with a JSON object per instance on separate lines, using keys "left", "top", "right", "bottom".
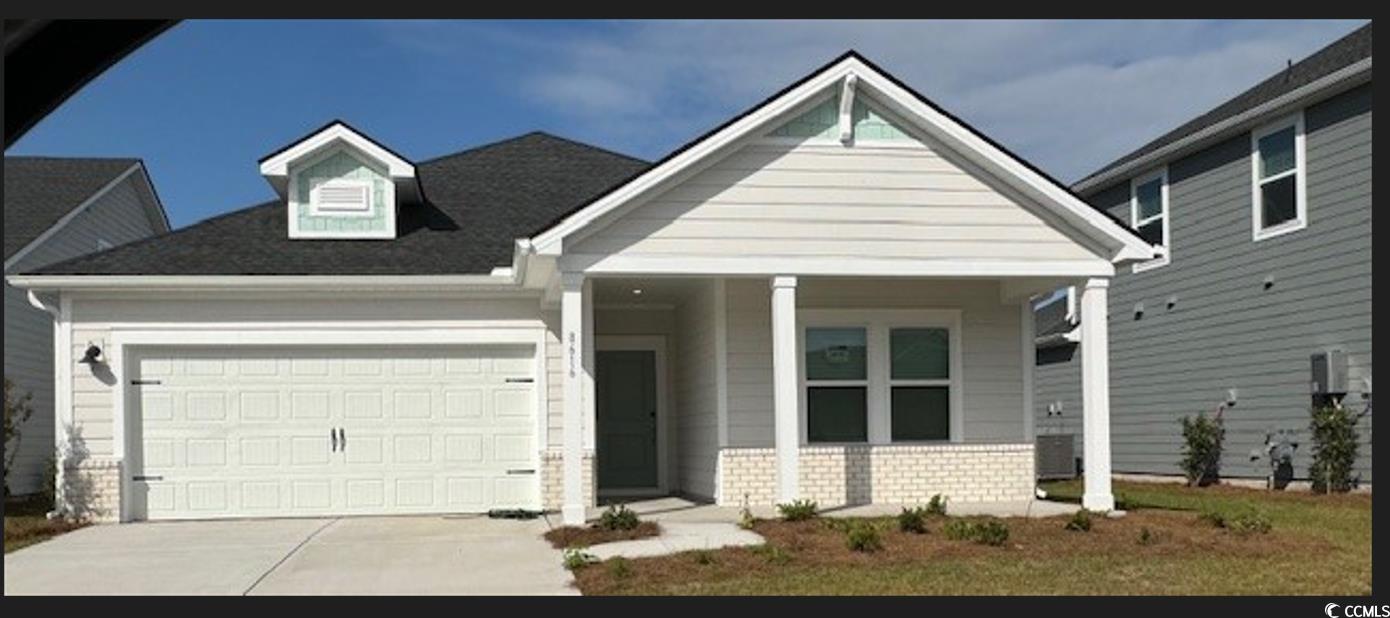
{"left": 340, "top": 428, "right": 346, "bottom": 451}
{"left": 130, "top": 379, "right": 162, "bottom": 386}
{"left": 331, "top": 429, "right": 339, "bottom": 452}
{"left": 505, "top": 378, "right": 534, "bottom": 383}
{"left": 506, "top": 469, "right": 536, "bottom": 475}
{"left": 133, "top": 475, "right": 163, "bottom": 482}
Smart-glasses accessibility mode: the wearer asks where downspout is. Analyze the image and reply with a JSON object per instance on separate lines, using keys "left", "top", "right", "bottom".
{"left": 26, "top": 290, "right": 69, "bottom": 518}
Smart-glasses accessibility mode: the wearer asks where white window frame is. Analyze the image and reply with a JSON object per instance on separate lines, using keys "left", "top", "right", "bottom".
{"left": 1250, "top": 112, "right": 1308, "bottom": 241}
{"left": 1129, "top": 167, "right": 1170, "bottom": 272}
{"left": 798, "top": 309, "right": 963, "bottom": 445}
{"left": 308, "top": 178, "right": 375, "bottom": 217}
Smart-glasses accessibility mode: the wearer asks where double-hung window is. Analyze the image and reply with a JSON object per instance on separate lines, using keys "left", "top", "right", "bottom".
{"left": 802, "top": 310, "right": 960, "bottom": 445}
{"left": 1251, "top": 113, "right": 1307, "bottom": 240}
{"left": 1130, "top": 168, "right": 1170, "bottom": 272}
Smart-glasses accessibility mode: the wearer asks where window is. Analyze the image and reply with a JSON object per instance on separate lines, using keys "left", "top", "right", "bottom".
{"left": 804, "top": 327, "right": 868, "bottom": 442}
{"left": 1130, "top": 168, "right": 1170, "bottom": 271}
{"left": 801, "top": 310, "right": 961, "bottom": 444}
{"left": 1251, "top": 113, "right": 1307, "bottom": 241}
{"left": 309, "top": 178, "right": 373, "bottom": 216}
{"left": 889, "top": 328, "right": 951, "bottom": 440}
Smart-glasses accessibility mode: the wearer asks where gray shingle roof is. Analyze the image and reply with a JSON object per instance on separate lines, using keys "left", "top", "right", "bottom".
{"left": 1077, "top": 22, "right": 1372, "bottom": 189}
{"left": 30, "top": 132, "right": 649, "bottom": 276}
{"left": 4, "top": 156, "right": 141, "bottom": 260}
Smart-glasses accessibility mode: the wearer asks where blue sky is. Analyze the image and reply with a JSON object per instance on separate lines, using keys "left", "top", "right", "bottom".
{"left": 8, "top": 19, "right": 1367, "bottom": 228}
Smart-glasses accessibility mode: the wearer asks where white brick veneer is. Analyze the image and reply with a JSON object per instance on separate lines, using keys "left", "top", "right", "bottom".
{"left": 541, "top": 449, "right": 595, "bottom": 511}
{"left": 717, "top": 443, "right": 1035, "bottom": 506}
{"left": 60, "top": 457, "right": 122, "bottom": 522}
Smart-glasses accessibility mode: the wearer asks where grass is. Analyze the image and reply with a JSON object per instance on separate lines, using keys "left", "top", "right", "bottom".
{"left": 545, "top": 521, "right": 661, "bottom": 549}
{"left": 4, "top": 495, "right": 85, "bottom": 554}
{"left": 570, "top": 481, "right": 1371, "bottom": 595}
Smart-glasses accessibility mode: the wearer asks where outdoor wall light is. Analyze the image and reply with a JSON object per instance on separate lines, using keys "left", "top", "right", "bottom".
{"left": 78, "top": 344, "right": 104, "bottom": 365}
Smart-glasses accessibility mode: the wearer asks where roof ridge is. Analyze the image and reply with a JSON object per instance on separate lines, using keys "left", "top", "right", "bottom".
{"left": 416, "top": 131, "right": 647, "bottom": 167}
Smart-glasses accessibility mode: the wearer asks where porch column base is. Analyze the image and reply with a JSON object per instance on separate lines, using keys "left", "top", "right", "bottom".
{"left": 561, "top": 504, "right": 586, "bottom": 525}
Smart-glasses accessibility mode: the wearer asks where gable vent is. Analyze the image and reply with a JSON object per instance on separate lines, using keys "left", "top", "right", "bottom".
{"left": 311, "top": 181, "right": 371, "bottom": 213}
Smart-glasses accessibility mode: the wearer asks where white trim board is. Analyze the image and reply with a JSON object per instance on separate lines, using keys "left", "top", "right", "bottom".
{"left": 259, "top": 122, "right": 415, "bottom": 179}
{"left": 530, "top": 54, "right": 1154, "bottom": 265}
{"left": 1250, "top": 111, "right": 1309, "bottom": 242}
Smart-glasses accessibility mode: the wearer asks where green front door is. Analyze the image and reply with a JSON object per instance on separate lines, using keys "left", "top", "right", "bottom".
{"left": 596, "top": 350, "right": 659, "bottom": 490}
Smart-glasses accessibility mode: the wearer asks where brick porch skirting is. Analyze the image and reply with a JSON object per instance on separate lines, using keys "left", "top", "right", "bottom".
{"left": 717, "top": 443, "right": 1035, "bottom": 507}
{"left": 541, "top": 449, "right": 595, "bottom": 511}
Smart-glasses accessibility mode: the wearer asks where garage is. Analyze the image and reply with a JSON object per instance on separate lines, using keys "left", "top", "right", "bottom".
{"left": 128, "top": 345, "right": 539, "bottom": 520}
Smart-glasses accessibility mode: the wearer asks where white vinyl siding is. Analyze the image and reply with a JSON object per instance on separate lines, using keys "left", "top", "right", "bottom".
{"left": 723, "top": 278, "right": 1025, "bottom": 449}
{"left": 4, "top": 175, "right": 163, "bottom": 495}
{"left": 568, "top": 139, "right": 1103, "bottom": 264}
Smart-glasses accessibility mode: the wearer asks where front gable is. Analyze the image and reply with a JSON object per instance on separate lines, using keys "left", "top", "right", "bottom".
{"left": 533, "top": 52, "right": 1154, "bottom": 276}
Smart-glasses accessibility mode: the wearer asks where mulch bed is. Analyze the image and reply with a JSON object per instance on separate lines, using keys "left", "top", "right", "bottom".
{"left": 544, "top": 521, "right": 662, "bottom": 548}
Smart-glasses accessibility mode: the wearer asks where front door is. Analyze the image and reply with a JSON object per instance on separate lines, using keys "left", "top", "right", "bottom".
{"left": 595, "top": 350, "right": 659, "bottom": 492}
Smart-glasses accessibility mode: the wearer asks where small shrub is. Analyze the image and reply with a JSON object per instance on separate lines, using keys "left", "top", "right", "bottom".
{"left": 562, "top": 548, "right": 598, "bottom": 570}
{"left": 820, "top": 517, "right": 851, "bottom": 532}
{"left": 738, "top": 495, "right": 757, "bottom": 530}
{"left": 1225, "top": 510, "right": 1273, "bottom": 536}
{"left": 753, "top": 543, "right": 792, "bottom": 565}
{"left": 1138, "top": 527, "right": 1154, "bottom": 545}
{"left": 926, "top": 493, "right": 948, "bottom": 516}
{"left": 606, "top": 556, "right": 632, "bottom": 578}
{"left": 4, "top": 378, "right": 35, "bottom": 497}
{"left": 1198, "top": 508, "right": 1226, "bottom": 528}
{"left": 943, "top": 519, "right": 1009, "bottom": 546}
{"left": 1064, "top": 509, "right": 1093, "bottom": 532}
{"left": 597, "top": 504, "right": 641, "bottom": 531}
{"left": 777, "top": 499, "right": 818, "bottom": 521}
{"left": 845, "top": 522, "right": 884, "bottom": 552}
{"left": 1180, "top": 410, "right": 1225, "bottom": 486}
{"left": 1309, "top": 404, "right": 1365, "bottom": 493}
{"left": 692, "top": 550, "right": 716, "bottom": 565}
{"left": 898, "top": 506, "right": 930, "bottom": 534}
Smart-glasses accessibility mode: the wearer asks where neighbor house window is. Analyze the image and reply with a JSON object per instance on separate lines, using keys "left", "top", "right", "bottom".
{"left": 1130, "top": 168, "right": 1170, "bottom": 272}
{"left": 804, "top": 327, "right": 868, "bottom": 442}
{"left": 309, "top": 178, "right": 373, "bottom": 216}
{"left": 801, "top": 310, "right": 961, "bottom": 444}
{"left": 889, "top": 328, "right": 951, "bottom": 440}
{"left": 1251, "top": 113, "right": 1307, "bottom": 241}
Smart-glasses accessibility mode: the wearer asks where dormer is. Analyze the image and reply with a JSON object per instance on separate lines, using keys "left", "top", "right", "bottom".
{"left": 258, "top": 121, "right": 420, "bottom": 240}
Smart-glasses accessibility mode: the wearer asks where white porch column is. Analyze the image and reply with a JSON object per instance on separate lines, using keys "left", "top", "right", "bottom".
{"left": 770, "top": 275, "right": 800, "bottom": 503}
{"left": 560, "top": 273, "right": 593, "bottom": 525}
{"left": 1080, "top": 277, "right": 1115, "bottom": 511}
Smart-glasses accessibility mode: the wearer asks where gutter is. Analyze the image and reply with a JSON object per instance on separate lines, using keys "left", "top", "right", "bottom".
{"left": 1074, "top": 57, "right": 1372, "bottom": 194}
{"left": 6, "top": 273, "right": 523, "bottom": 293}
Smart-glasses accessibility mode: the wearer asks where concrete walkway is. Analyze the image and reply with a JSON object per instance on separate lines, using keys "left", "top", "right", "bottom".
{"left": 584, "top": 521, "right": 764, "bottom": 560}
{"left": 5, "top": 515, "right": 576, "bottom": 596}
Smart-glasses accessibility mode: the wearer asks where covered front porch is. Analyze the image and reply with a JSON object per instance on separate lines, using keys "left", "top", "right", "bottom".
{"left": 553, "top": 274, "right": 1116, "bottom": 524}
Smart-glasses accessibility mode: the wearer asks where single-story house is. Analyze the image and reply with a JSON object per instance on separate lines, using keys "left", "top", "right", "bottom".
{"left": 4, "top": 157, "right": 169, "bottom": 496}
{"left": 9, "top": 52, "right": 1155, "bottom": 525}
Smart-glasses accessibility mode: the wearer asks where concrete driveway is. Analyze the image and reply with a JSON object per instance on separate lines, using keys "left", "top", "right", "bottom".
{"left": 4, "top": 515, "right": 576, "bottom": 596}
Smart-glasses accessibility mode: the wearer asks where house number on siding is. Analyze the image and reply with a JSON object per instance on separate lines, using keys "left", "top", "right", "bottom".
{"left": 567, "top": 332, "right": 577, "bottom": 378}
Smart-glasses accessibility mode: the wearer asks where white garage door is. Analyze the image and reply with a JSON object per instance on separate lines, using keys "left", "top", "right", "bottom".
{"left": 131, "top": 346, "right": 539, "bottom": 520}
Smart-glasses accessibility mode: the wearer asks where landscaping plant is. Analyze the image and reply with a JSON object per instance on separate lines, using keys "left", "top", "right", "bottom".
{"left": 1309, "top": 403, "right": 1367, "bottom": 493}
{"left": 1179, "top": 407, "right": 1225, "bottom": 486}
{"left": 562, "top": 548, "right": 599, "bottom": 570}
{"left": 606, "top": 557, "right": 632, "bottom": 578}
{"left": 943, "top": 519, "right": 1009, "bottom": 546}
{"left": 845, "top": 522, "right": 884, "bottom": 552}
{"left": 897, "top": 506, "right": 930, "bottom": 534}
{"left": 4, "top": 378, "right": 34, "bottom": 497}
{"left": 776, "top": 499, "right": 818, "bottom": 521}
{"left": 926, "top": 493, "right": 948, "bottom": 516}
{"left": 1064, "top": 509, "right": 1093, "bottom": 532}
{"left": 598, "top": 503, "right": 641, "bottom": 531}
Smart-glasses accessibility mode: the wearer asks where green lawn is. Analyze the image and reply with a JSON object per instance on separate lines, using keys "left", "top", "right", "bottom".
{"left": 4, "top": 495, "right": 85, "bottom": 554}
{"left": 571, "top": 481, "right": 1371, "bottom": 595}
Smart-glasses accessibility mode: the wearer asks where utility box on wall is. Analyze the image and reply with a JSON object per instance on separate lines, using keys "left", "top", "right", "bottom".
{"left": 1311, "top": 348, "right": 1349, "bottom": 396}
{"left": 1035, "top": 434, "right": 1077, "bottom": 480}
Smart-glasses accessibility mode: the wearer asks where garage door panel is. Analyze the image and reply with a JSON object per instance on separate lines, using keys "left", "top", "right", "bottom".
{"left": 134, "top": 345, "right": 538, "bottom": 520}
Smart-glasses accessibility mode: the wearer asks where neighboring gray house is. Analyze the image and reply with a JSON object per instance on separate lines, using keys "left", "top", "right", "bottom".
{"left": 1035, "top": 23, "right": 1372, "bottom": 484}
{"left": 4, "top": 157, "right": 169, "bottom": 495}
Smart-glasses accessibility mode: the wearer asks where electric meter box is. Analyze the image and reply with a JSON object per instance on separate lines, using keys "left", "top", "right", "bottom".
{"left": 1311, "top": 348, "right": 1348, "bottom": 395}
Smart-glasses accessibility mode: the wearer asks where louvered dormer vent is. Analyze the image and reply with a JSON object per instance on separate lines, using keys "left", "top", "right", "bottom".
{"left": 311, "top": 180, "right": 372, "bottom": 215}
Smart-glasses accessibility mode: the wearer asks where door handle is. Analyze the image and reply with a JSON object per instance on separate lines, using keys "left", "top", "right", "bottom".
{"left": 331, "top": 429, "right": 339, "bottom": 452}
